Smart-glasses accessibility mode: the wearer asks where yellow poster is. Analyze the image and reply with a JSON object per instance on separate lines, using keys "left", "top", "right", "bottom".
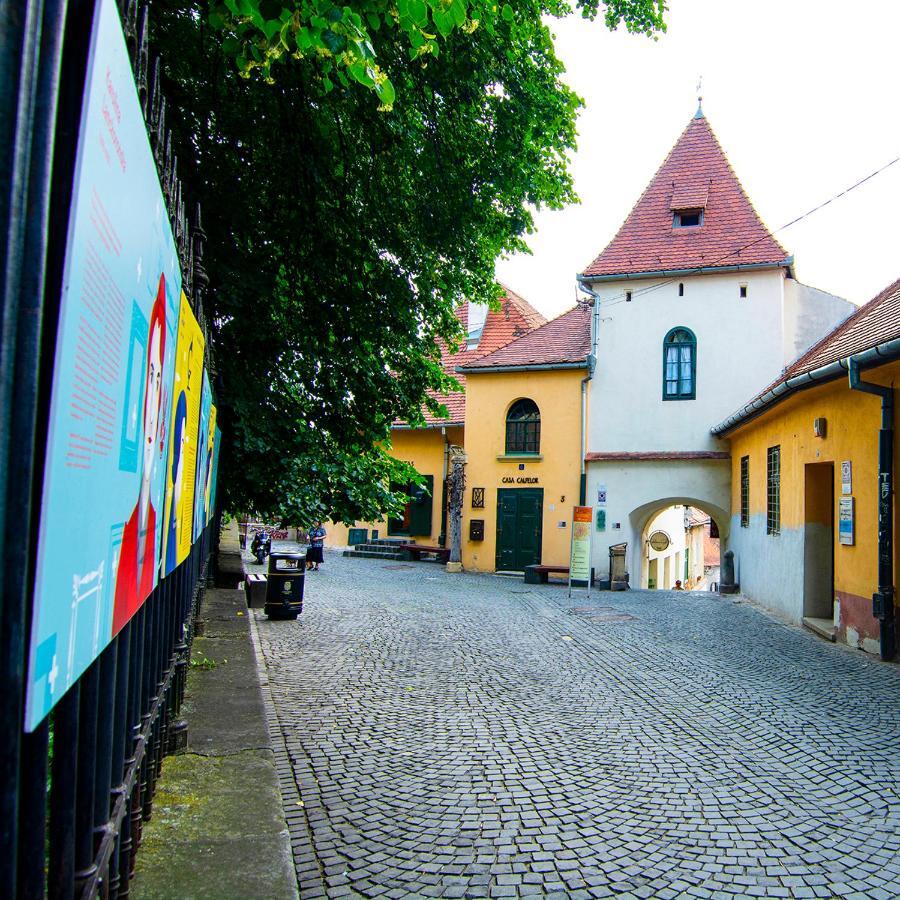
{"left": 162, "top": 292, "right": 205, "bottom": 572}
{"left": 202, "top": 404, "right": 217, "bottom": 529}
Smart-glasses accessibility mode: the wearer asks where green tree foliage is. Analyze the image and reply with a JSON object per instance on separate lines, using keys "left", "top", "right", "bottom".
{"left": 210, "top": 0, "right": 665, "bottom": 104}
{"left": 152, "top": 0, "right": 664, "bottom": 525}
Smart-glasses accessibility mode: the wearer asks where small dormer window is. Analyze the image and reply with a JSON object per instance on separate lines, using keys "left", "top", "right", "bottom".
{"left": 673, "top": 208, "right": 703, "bottom": 228}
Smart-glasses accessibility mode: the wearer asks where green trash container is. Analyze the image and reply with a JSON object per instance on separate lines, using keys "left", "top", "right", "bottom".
{"left": 264, "top": 552, "right": 306, "bottom": 619}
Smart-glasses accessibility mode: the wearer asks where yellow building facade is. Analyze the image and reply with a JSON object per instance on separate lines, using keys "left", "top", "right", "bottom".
{"left": 458, "top": 305, "right": 592, "bottom": 574}
{"left": 327, "top": 425, "right": 462, "bottom": 547}
{"left": 717, "top": 278, "right": 899, "bottom": 658}
{"left": 328, "top": 289, "right": 547, "bottom": 553}
{"left": 460, "top": 368, "right": 589, "bottom": 572}
{"left": 332, "top": 301, "right": 593, "bottom": 578}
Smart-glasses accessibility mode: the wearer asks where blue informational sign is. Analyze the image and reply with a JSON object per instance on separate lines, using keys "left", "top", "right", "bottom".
{"left": 25, "top": 0, "right": 182, "bottom": 731}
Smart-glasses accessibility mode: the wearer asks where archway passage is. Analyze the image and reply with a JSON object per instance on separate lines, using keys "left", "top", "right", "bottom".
{"left": 631, "top": 498, "right": 727, "bottom": 590}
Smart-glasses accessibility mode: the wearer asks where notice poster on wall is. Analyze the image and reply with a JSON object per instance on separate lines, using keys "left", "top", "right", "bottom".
{"left": 569, "top": 506, "right": 593, "bottom": 596}
{"left": 25, "top": 0, "right": 182, "bottom": 731}
{"left": 839, "top": 497, "right": 855, "bottom": 546}
{"left": 161, "top": 292, "right": 205, "bottom": 574}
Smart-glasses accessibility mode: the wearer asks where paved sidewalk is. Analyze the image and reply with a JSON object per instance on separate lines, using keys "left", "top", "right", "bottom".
{"left": 131, "top": 545, "right": 297, "bottom": 898}
{"left": 254, "top": 553, "right": 900, "bottom": 899}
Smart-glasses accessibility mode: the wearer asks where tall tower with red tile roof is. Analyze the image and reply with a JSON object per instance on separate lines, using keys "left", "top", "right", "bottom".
{"left": 577, "top": 109, "right": 854, "bottom": 586}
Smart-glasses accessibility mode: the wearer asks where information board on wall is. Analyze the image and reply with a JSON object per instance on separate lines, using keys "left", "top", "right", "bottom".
{"left": 25, "top": 0, "right": 183, "bottom": 730}
{"left": 569, "top": 506, "right": 593, "bottom": 596}
{"left": 839, "top": 497, "right": 855, "bottom": 546}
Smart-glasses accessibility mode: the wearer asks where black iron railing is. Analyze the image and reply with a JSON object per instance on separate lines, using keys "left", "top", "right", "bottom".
{"left": 1, "top": 0, "right": 217, "bottom": 895}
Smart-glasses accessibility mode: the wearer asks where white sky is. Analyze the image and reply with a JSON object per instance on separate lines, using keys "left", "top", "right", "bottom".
{"left": 495, "top": 0, "right": 900, "bottom": 320}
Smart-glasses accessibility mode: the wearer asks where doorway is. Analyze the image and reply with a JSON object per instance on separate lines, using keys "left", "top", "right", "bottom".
{"left": 388, "top": 475, "right": 434, "bottom": 537}
{"left": 803, "top": 463, "right": 834, "bottom": 622}
{"left": 495, "top": 488, "right": 543, "bottom": 571}
{"left": 648, "top": 557, "right": 658, "bottom": 589}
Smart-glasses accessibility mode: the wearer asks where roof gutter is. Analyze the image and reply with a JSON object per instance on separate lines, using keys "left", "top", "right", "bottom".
{"left": 712, "top": 335, "right": 900, "bottom": 435}
{"left": 456, "top": 361, "right": 589, "bottom": 374}
{"left": 577, "top": 257, "right": 794, "bottom": 284}
{"left": 392, "top": 421, "right": 463, "bottom": 430}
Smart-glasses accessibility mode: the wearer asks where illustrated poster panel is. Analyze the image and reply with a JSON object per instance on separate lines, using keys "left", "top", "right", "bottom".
{"left": 26, "top": 0, "right": 182, "bottom": 731}
{"left": 161, "top": 292, "right": 205, "bottom": 573}
{"left": 201, "top": 404, "right": 218, "bottom": 533}
{"left": 208, "top": 426, "right": 222, "bottom": 520}
{"left": 192, "top": 371, "right": 212, "bottom": 540}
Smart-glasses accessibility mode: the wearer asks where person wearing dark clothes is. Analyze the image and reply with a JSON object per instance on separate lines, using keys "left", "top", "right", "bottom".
{"left": 307, "top": 522, "right": 326, "bottom": 571}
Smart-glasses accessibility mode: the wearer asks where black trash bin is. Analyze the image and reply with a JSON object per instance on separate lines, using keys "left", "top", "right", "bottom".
{"left": 264, "top": 551, "right": 306, "bottom": 619}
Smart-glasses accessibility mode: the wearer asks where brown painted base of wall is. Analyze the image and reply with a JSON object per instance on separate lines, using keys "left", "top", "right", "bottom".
{"left": 835, "top": 590, "right": 880, "bottom": 654}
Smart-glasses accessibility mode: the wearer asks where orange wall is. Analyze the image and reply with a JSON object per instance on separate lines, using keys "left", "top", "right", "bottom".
{"left": 726, "top": 359, "right": 898, "bottom": 649}
{"left": 461, "top": 368, "right": 587, "bottom": 571}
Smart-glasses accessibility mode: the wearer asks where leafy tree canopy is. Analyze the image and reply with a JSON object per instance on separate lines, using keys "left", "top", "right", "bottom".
{"left": 152, "top": 0, "right": 664, "bottom": 526}
{"left": 211, "top": 0, "right": 666, "bottom": 103}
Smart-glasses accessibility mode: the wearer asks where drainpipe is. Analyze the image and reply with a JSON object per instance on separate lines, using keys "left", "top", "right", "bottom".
{"left": 848, "top": 357, "right": 895, "bottom": 661}
{"left": 439, "top": 427, "right": 449, "bottom": 547}
{"left": 577, "top": 282, "right": 601, "bottom": 506}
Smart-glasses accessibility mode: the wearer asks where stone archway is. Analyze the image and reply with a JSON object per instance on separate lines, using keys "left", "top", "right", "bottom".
{"left": 629, "top": 497, "right": 729, "bottom": 590}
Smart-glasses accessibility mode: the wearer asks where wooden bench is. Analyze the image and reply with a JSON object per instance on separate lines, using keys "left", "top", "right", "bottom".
{"left": 524, "top": 564, "right": 595, "bottom": 586}
{"left": 245, "top": 572, "right": 267, "bottom": 608}
{"left": 398, "top": 543, "right": 451, "bottom": 562}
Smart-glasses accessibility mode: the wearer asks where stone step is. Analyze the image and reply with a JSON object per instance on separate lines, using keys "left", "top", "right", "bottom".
{"left": 343, "top": 550, "right": 407, "bottom": 560}
{"left": 351, "top": 543, "right": 403, "bottom": 554}
{"left": 802, "top": 616, "right": 836, "bottom": 642}
{"left": 367, "top": 538, "right": 407, "bottom": 546}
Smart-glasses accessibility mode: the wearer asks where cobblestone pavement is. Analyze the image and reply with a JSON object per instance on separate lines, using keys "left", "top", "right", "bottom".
{"left": 251, "top": 550, "right": 900, "bottom": 899}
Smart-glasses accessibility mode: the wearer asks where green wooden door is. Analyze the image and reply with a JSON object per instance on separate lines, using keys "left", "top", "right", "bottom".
{"left": 409, "top": 476, "right": 434, "bottom": 536}
{"left": 495, "top": 488, "right": 543, "bottom": 571}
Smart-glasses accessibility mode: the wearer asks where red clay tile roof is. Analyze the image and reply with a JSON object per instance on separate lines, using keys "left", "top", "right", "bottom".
{"left": 581, "top": 113, "right": 790, "bottom": 279}
{"left": 460, "top": 304, "right": 591, "bottom": 371}
{"left": 714, "top": 277, "right": 900, "bottom": 433}
{"left": 399, "top": 287, "right": 546, "bottom": 426}
{"left": 685, "top": 508, "right": 710, "bottom": 528}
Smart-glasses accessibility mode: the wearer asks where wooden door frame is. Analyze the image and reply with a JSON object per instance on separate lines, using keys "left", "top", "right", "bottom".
{"left": 495, "top": 487, "right": 544, "bottom": 572}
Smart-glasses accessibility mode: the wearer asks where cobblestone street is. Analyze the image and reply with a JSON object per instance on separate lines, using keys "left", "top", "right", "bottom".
{"left": 251, "top": 550, "right": 900, "bottom": 899}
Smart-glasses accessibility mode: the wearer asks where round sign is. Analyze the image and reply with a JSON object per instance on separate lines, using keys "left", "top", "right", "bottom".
{"left": 648, "top": 530, "right": 670, "bottom": 552}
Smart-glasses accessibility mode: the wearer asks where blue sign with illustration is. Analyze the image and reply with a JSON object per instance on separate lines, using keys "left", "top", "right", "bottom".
{"left": 26, "top": 0, "right": 182, "bottom": 730}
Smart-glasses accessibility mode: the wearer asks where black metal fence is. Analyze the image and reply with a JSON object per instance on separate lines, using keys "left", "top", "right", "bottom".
{"left": 1, "top": 0, "right": 215, "bottom": 895}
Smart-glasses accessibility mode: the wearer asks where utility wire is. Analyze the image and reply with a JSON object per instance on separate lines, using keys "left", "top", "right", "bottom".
{"left": 586, "top": 152, "right": 900, "bottom": 311}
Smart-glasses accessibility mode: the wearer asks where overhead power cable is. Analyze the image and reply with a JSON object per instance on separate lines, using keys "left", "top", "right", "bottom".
{"left": 587, "top": 152, "right": 900, "bottom": 311}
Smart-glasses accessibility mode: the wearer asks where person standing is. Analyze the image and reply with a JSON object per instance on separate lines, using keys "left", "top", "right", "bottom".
{"left": 307, "top": 521, "right": 326, "bottom": 571}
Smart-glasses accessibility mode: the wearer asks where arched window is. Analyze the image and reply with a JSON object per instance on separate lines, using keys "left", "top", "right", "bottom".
{"left": 663, "top": 327, "right": 696, "bottom": 400}
{"left": 505, "top": 399, "right": 541, "bottom": 454}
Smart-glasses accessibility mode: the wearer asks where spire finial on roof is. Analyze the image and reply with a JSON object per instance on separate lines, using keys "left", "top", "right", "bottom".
{"left": 694, "top": 75, "right": 704, "bottom": 118}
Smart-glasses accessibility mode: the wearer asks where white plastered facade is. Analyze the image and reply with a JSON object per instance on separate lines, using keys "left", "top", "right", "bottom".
{"left": 583, "top": 268, "right": 852, "bottom": 583}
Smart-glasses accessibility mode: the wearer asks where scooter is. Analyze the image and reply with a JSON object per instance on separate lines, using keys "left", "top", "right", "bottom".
{"left": 251, "top": 530, "right": 271, "bottom": 565}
